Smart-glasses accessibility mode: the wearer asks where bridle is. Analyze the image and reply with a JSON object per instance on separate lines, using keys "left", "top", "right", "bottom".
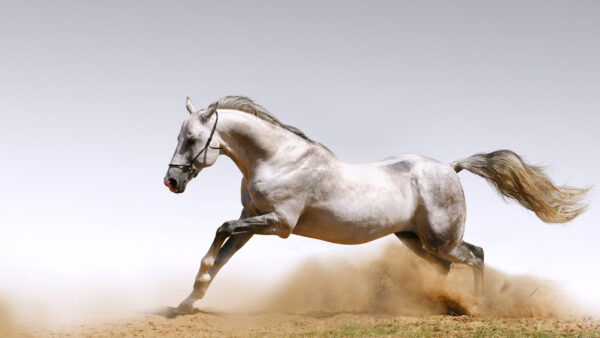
{"left": 168, "top": 109, "right": 220, "bottom": 177}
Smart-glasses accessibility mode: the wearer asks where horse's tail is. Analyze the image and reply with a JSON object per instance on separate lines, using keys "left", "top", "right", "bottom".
{"left": 451, "top": 149, "right": 590, "bottom": 223}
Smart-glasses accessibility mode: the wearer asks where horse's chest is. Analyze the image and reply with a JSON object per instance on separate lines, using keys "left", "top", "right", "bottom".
{"left": 246, "top": 178, "right": 292, "bottom": 212}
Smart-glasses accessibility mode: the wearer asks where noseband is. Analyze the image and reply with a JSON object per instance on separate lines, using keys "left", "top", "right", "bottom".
{"left": 168, "top": 110, "right": 220, "bottom": 177}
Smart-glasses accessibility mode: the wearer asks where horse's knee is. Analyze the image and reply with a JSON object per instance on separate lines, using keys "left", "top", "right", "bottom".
{"left": 217, "top": 221, "right": 235, "bottom": 236}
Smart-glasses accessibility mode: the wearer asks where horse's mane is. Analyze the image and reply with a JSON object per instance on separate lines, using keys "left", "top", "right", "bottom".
{"left": 209, "top": 96, "right": 313, "bottom": 142}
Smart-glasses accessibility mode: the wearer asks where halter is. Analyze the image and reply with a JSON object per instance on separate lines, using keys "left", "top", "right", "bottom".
{"left": 168, "top": 110, "right": 220, "bottom": 177}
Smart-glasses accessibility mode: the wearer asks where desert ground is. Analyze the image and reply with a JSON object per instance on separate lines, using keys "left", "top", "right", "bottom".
{"left": 11, "top": 312, "right": 600, "bottom": 337}
{"left": 4, "top": 245, "right": 599, "bottom": 337}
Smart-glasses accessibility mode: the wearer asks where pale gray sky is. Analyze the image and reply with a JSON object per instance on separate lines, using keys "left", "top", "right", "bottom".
{"left": 1, "top": 0, "right": 599, "bottom": 322}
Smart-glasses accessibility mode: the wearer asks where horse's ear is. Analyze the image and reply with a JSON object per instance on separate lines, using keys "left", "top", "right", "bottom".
{"left": 186, "top": 96, "right": 196, "bottom": 115}
{"left": 200, "top": 102, "right": 218, "bottom": 121}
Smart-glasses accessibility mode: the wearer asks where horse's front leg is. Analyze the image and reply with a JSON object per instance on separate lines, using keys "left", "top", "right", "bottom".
{"left": 176, "top": 210, "right": 251, "bottom": 314}
{"left": 176, "top": 233, "right": 252, "bottom": 314}
{"left": 177, "top": 211, "right": 288, "bottom": 314}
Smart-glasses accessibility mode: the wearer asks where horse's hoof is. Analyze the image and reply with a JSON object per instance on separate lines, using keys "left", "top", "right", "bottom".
{"left": 175, "top": 302, "right": 195, "bottom": 315}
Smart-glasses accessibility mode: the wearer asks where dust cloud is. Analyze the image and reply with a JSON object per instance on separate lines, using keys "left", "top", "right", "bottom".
{"left": 264, "top": 244, "right": 581, "bottom": 318}
{"left": 0, "top": 299, "right": 14, "bottom": 337}
{"left": 2, "top": 243, "right": 586, "bottom": 334}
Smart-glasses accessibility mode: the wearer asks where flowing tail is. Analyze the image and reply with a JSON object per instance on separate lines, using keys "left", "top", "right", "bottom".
{"left": 452, "top": 150, "right": 590, "bottom": 223}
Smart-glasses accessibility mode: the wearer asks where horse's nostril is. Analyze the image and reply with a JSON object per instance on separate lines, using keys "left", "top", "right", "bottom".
{"left": 168, "top": 178, "right": 177, "bottom": 188}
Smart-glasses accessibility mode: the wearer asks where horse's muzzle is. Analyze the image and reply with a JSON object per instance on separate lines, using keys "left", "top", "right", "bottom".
{"left": 164, "top": 177, "right": 182, "bottom": 193}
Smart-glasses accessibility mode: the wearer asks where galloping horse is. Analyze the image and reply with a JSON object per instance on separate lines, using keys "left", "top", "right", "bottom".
{"left": 164, "top": 96, "right": 588, "bottom": 314}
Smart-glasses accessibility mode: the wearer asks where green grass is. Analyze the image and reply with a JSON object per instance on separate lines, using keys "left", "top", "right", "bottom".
{"left": 325, "top": 323, "right": 400, "bottom": 337}
{"left": 284, "top": 319, "right": 600, "bottom": 338}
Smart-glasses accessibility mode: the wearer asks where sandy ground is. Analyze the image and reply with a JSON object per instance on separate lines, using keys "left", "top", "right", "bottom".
{"left": 10, "top": 312, "right": 600, "bottom": 337}
{"left": 5, "top": 245, "right": 600, "bottom": 337}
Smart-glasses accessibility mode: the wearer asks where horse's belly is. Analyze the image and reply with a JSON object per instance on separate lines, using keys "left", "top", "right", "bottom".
{"left": 291, "top": 174, "right": 418, "bottom": 244}
{"left": 292, "top": 221, "right": 407, "bottom": 244}
{"left": 292, "top": 202, "right": 415, "bottom": 245}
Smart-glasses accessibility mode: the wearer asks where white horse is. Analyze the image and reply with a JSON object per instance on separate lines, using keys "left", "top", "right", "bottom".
{"left": 164, "top": 96, "right": 588, "bottom": 314}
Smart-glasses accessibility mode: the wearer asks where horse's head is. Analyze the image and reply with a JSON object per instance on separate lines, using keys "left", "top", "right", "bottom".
{"left": 164, "top": 97, "right": 221, "bottom": 193}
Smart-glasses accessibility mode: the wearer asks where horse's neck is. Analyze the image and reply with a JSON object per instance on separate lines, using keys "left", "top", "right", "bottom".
{"left": 218, "top": 110, "right": 300, "bottom": 179}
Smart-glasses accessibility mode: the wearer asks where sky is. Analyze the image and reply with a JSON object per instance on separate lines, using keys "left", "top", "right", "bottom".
{"left": 0, "top": 0, "right": 599, "bottom": 323}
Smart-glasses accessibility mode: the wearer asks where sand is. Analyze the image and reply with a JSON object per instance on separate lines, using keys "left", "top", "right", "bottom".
{"left": 7, "top": 244, "right": 600, "bottom": 337}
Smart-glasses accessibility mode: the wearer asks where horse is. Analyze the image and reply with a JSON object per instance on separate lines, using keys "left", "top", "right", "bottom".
{"left": 164, "top": 96, "right": 589, "bottom": 314}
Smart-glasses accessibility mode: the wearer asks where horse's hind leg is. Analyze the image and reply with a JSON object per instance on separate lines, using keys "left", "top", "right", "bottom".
{"left": 424, "top": 239, "right": 484, "bottom": 296}
{"left": 462, "top": 241, "right": 484, "bottom": 295}
{"left": 411, "top": 204, "right": 484, "bottom": 294}
{"left": 395, "top": 231, "right": 451, "bottom": 276}
{"left": 413, "top": 167, "right": 484, "bottom": 295}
